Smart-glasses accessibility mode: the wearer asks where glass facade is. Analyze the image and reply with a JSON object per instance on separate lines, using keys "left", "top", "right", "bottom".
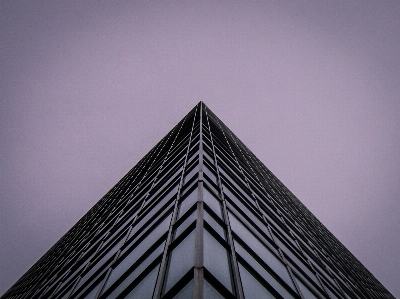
{"left": 1, "top": 102, "right": 394, "bottom": 299}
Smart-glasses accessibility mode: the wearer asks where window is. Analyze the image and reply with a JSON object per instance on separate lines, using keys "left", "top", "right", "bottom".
{"left": 238, "top": 263, "right": 275, "bottom": 299}
{"left": 204, "top": 230, "right": 232, "bottom": 292}
{"left": 164, "top": 231, "right": 195, "bottom": 294}
{"left": 101, "top": 239, "right": 165, "bottom": 297}
{"left": 203, "top": 187, "right": 221, "bottom": 217}
{"left": 124, "top": 264, "right": 159, "bottom": 299}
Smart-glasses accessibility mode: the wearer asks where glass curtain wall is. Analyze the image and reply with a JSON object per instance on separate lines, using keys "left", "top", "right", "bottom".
{"left": 1, "top": 103, "right": 394, "bottom": 299}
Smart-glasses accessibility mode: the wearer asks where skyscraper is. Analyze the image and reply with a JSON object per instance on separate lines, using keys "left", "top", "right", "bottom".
{"left": 1, "top": 102, "right": 394, "bottom": 299}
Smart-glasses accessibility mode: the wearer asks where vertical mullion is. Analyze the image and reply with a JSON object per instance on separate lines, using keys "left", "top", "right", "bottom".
{"left": 204, "top": 106, "right": 244, "bottom": 299}
{"left": 215, "top": 119, "right": 304, "bottom": 298}
{"left": 193, "top": 102, "right": 204, "bottom": 299}
{"left": 93, "top": 116, "right": 187, "bottom": 299}
{"left": 152, "top": 105, "right": 199, "bottom": 299}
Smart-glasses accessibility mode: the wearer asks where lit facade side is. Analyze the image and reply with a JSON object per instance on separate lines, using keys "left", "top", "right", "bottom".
{"left": 1, "top": 102, "right": 394, "bottom": 299}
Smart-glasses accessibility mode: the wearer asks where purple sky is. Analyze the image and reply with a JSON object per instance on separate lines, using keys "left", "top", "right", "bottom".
{"left": 1, "top": 1, "right": 399, "bottom": 297}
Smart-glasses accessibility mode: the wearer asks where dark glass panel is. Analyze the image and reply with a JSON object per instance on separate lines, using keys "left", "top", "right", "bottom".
{"left": 224, "top": 184, "right": 259, "bottom": 218}
{"left": 164, "top": 231, "right": 195, "bottom": 293}
{"left": 186, "top": 152, "right": 199, "bottom": 167}
{"left": 141, "top": 188, "right": 176, "bottom": 222}
{"left": 320, "top": 279, "right": 340, "bottom": 299}
{"left": 181, "top": 178, "right": 198, "bottom": 195}
{"left": 203, "top": 163, "right": 217, "bottom": 184}
{"left": 81, "top": 283, "right": 99, "bottom": 299}
{"left": 238, "top": 263, "right": 275, "bottom": 299}
{"left": 203, "top": 230, "right": 232, "bottom": 292}
{"left": 228, "top": 200, "right": 273, "bottom": 242}
{"left": 203, "top": 151, "right": 214, "bottom": 166}
{"left": 184, "top": 165, "right": 199, "bottom": 184}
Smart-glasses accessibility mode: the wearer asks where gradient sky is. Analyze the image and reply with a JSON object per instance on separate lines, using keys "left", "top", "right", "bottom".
{"left": 1, "top": 1, "right": 399, "bottom": 297}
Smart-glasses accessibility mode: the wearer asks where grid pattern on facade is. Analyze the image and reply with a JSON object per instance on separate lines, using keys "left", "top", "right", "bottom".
{"left": 1, "top": 102, "right": 394, "bottom": 299}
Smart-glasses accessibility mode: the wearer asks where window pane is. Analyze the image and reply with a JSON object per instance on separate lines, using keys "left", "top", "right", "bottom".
{"left": 203, "top": 230, "right": 232, "bottom": 292}
{"left": 203, "top": 188, "right": 221, "bottom": 217}
{"left": 204, "top": 165, "right": 217, "bottom": 184}
{"left": 123, "top": 213, "right": 171, "bottom": 257}
{"left": 127, "top": 206, "right": 171, "bottom": 242}
{"left": 296, "top": 279, "right": 319, "bottom": 299}
{"left": 73, "top": 236, "right": 123, "bottom": 293}
{"left": 204, "top": 280, "right": 225, "bottom": 299}
{"left": 229, "top": 214, "right": 294, "bottom": 290}
{"left": 81, "top": 282, "right": 101, "bottom": 299}
{"left": 172, "top": 280, "right": 193, "bottom": 299}
{"left": 164, "top": 232, "right": 195, "bottom": 293}
{"left": 204, "top": 212, "right": 224, "bottom": 239}
{"left": 238, "top": 263, "right": 275, "bottom": 299}
{"left": 175, "top": 211, "right": 196, "bottom": 239}
{"left": 179, "top": 188, "right": 198, "bottom": 218}
{"left": 102, "top": 241, "right": 165, "bottom": 295}
{"left": 184, "top": 165, "right": 198, "bottom": 183}
{"left": 125, "top": 265, "right": 159, "bottom": 299}
{"left": 235, "top": 242, "right": 296, "bottom": 298}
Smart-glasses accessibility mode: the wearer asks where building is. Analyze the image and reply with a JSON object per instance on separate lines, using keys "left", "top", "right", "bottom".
{"left": 1, "top": 102, "right": 394, "bottom": 299}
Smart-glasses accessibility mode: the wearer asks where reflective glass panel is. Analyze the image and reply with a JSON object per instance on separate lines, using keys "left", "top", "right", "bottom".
{"left": 204, "top": 212, "right": 224, "bottom": 239}
{"left": 204, "top": 280, "right": 225, "bottom": 299}
{"left": 164, "top": 231, "right": 195, "bottom": 293}
{"left": 179, "top": 188, "right": 198, "bottom": 218}
{"left": 204, "top": 165, "right": 217, "bottom": 184}
{"left": 81, "top": 281, "right": 102, "bottom": 299}
{"left": 102, "top": 241, "right": 165, "bottom": 295}
{"left": 125, "top": 212, "right": 171, "bottom": 255}
{"left": 125, "top": 264, "right": 159, "bottom": 299}
{"left": 296, "top": 279, "right": 319, "bottom": 299}
{"left": 203, "top": 230, "right": 232, "bottom": 292}
{"left": 238, "top": 263, "right": 274, "bottom": 299}
{"left": 235, "top": 242, "right": 296, "bottom": 298}
{"left": 203, "top": 188, "right": 221, "bottom": 217}
{"left": 172, "top": 280, "right": 193, "bottom": 299}
{"left": 229, "top": 213, "right": 294, "bottom": 290}
{"left": 184, "top": 165, "right": 198, "bottom": 183}
{"left": 175, "top": 211, "right": 196, "bottom": 239}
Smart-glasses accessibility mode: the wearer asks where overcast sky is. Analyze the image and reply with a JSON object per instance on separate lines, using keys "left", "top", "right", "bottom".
{"left": 1, "top": 1, "right": 399, "bottom": 297}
